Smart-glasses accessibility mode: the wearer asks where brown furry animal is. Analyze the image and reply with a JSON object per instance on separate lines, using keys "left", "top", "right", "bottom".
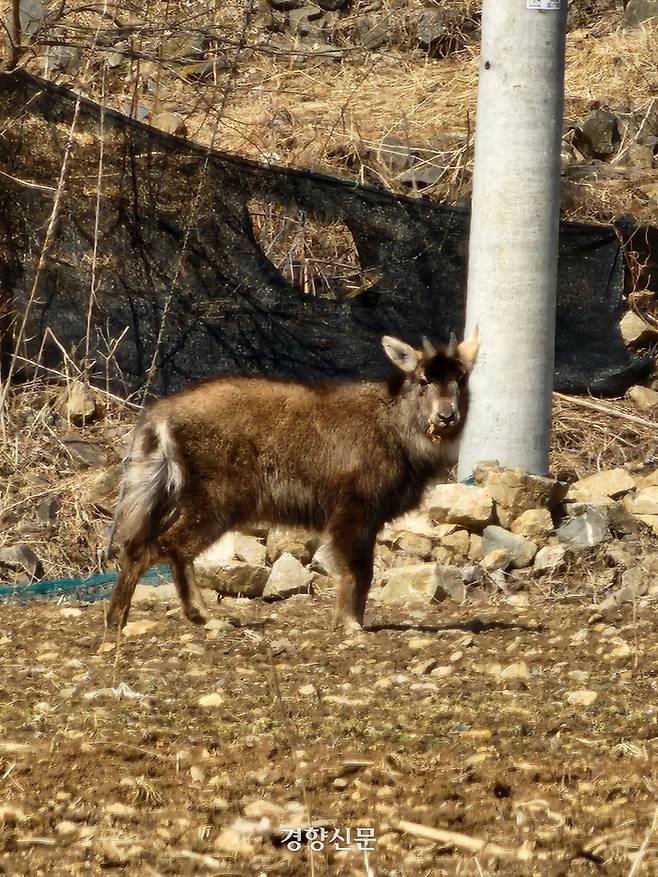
{"left": 106, "top": 330, "right": 479, "bottom": 632}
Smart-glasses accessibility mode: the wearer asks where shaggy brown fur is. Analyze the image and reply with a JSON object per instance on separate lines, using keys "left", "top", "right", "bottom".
{"left": 106, "top": 331, "right": 479, "bottom": 632}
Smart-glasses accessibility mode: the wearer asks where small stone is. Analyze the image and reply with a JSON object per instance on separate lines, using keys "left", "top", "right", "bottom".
{"left": 374, "top": 563, "right": 438, "bottom": 605}
{"left": 122, "top": 619, "right": 165, "bottom": 638}
{"left": 333, "top": 777, "right": 349, "bottom": 790}
{"left": 194, "top": 558, "right": 270, "bottom": 597}
{"left": 97, "top": 642, "right": 116, "bottom": 654}
{"left": 59, "top": 607, "right": 82, "bottom": 618}
{"left": 393, "top": 532, "right": 433, "bottom": 560}
{"left": 566, "top": 689, "right": 598, "bottom": 707}
{"left": 266, "top": 526, "right": 316, "bottom": 565}
{"left": 310, "top": 543, "right": 342, "bottom": 578}
{"left": 434, "top": 565, "right": 465, "bottom": 603}
{"left": 298, "top": 684, "right": 316, "bottom": 696}
{"left": 510, "top": 507, "right": 554, "bottom": 540}
{"left": 56, "top": 820, "right": 78, "bottom": 838}
{"left": 632, "top": 487, "right": 658, "bottom": 516}
{"left": 0, "top": 544, "right": 43, "bottom": 578}
{"left": 213, "top": 828, "right": 254, "bottom": 857}
{"left": 430, "top": 665, "right": 454, "bottom": 678}
{"left": 441, "top": 529, "right": 470, "bottom": 557}
{"left": 61, "top": 437, "right": 107, "bottom": 469}
{"left": 0, "top": 804, "right": 27, "bottom": 824}
{"left": 151, "top": 111, "right": 187, "bottom": 136}
{"left": 557, "top": 508, "right": 611, "bottom": 548}
{"left": 263, "top": 552, "right": 312, "bottom": 601}
{"left": 481, "top": 549, "right": 513, "bottom": 572}
{"left": 203, "top": 618, "right": 233, "bottom": 633}
{"left": 628, "top": 386, "right": 658, "bottom": 410}
{"left": 533, "top": 544, "right": 568, "bottom": 575}
{"left": 624, "top": 0, "right": 658, "bottom": 27}
{"left": 198, "top": 692, "right": 225, "bottom": 708}
{"left": 620, "top": 311, "right": 656, "bottom": 347}
{"left": 411, "top": 658, "right": 438, "bottom": 676}
{"left": 105, "top": 802, "right": 138, "bottom": 822}
{"left": 500, "top": 661, "right": 530, "bottom": 681}
{"left": 474, "top": 464, "right": 565, "bottom": 529}
{"left": 480, "top": 526, "right": 537, "bottom": 569}
{"left": 426, "top": 483, "right": 493, "bottom": 531}
{"left": 574, "top": 109, "right": 620, "bottom": 159}
{"left": 60, "top": 380, "right": 96, "bottom": 425}
{"left": 37, "top": 494, "right": 59, "bottom": 525}
{"left": 461, "top": 564, "right": 484, "bottom": 585}
{"left": 567, "top": 468, "right": 635, "bottom": 503}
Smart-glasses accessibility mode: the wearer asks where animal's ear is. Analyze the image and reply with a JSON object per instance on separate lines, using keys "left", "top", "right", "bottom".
{"left": 457, "top": 326, "right": 480, "bottom": 373}
{"left": 446, "top": 331, "right": 458, "bottom": 358}
{"left": 421, "top": 336, "right": 437, "bottom": 359}
{"left": 381, "top": 336, "right": 420, "bottom": 374}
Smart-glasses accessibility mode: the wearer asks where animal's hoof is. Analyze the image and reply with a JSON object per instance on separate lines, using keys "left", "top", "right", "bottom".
{"left": 340, "top": 616, "right": 363, "bottom": 635}
{"left": 186, "top": 604, "right": 209, "bottom": 625}
{"left": 105, "top": 607, "right": 124, "bottom": 629}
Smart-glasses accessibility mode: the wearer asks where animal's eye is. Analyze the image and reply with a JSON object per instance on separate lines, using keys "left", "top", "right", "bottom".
{"left": 418, "top": 376, "right": 429, "bottom": 387}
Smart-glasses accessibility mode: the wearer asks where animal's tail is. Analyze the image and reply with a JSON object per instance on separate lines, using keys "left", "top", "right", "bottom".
{"left": 117, "top": 416, "right": 184, "bottom": 546}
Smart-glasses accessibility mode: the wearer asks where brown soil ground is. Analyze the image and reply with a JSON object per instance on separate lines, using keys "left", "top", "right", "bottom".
{"left": 2, "top": 580, "right": 658, "bottom": 876}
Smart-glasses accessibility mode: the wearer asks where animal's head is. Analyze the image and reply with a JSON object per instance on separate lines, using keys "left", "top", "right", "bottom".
{"left": 382, "top": 328, "right": 479, "bottom": 441}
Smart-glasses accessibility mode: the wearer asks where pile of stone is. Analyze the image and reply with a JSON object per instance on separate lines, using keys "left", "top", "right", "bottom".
{"left": 188, "top": 461, "right": 658, "bottom": 609}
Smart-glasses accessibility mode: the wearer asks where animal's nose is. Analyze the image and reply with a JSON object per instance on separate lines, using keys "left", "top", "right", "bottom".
{"left": 437, "top": 410, "right": 456, "bottom": 425}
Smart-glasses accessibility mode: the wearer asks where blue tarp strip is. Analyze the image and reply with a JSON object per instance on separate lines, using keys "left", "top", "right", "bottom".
{"left": 0, "top": 564, "right": 172, "bottom": 603}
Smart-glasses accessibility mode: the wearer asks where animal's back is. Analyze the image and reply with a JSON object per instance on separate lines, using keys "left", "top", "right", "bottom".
{"left": 147, "top": 376, "right": 405, "bottom": 528}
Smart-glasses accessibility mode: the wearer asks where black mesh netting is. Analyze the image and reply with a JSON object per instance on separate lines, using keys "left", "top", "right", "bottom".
{"left": 0, "top": 70, "right": 650, "bottom": 396}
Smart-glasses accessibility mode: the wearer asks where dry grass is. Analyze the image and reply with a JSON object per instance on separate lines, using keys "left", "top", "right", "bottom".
{"left": 11, "top": 1, "right": 657, "bottom": 222}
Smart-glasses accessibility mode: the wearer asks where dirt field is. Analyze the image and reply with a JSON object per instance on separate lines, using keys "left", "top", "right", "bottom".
{"left": 2, "top": 578, "right": 658, "bottom": 876}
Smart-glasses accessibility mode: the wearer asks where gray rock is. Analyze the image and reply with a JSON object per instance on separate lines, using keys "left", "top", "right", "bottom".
{"left": 557, "top": 507, "right": 611, "bottom": 548}
{"left": 608, "top": 502, "right": 643, "bottom": 538}
{"left": 574, "top": 109, "right": 620, "bottom": 160}
{"left": 619, "top": 566, "right": 649, "bottom": 599}
{"left": 375, "top": 136, "right": 414, "bottom": 173}
{"left": 434, "top": 565, "right": 465, "bottom": 603}
{"left": 194, "top": 560, "right": 270, "bottom": 597}
{"left": 61, "top": 437, "right": 108, "bottom": 469}
{"left": 412, "top": 9, "right": 462, "bottom": 57}
{"left": 230, "top": 534, "right": 267, "bottom": 567}
{"left": 533, "top": 544, "right": 568, "bottom": 575}
{"left": 0, "top": 544, "right": 43, "bottom": 578}
{"left": 480, "top": 526, "right": 538, "bottom": 569}
{"left": 310, "top": 543, "right": 342, "bottom": 578}
{"left": 461, "top": 564, "right": 484, "bottom": 586}
{"left": 624, "top": 0, "right": 658, "bottom": 26}
{"left": 262, "top": 552, "right": 312, "bottom": 601}
{"left": 82, "top": 464, "right": 122, "bottom": 514}
{"left": 37, "top": 494, "right": 58, "bottom": 525}
{"left": 288, "top": 4, "right": 324, "bottom": 35}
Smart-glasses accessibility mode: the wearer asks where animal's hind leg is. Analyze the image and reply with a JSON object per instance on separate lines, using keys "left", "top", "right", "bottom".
{"left": 106, "top": 543, "right": 155, "bottom": 629}
{"left": 328, "top": 511, "right": 376, "bottom": 633}
{"left": 169, "top": 555, "right": 209, "bottom": 625}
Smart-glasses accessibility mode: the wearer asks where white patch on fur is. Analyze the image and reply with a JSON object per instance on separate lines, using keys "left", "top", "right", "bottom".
{"left": 154, "top": 420, "right": 183, "bottom": 494}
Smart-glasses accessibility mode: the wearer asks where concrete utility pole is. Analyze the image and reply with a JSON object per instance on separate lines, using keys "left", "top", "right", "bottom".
{"left": 457, "top": 0, "right": 568, "bottom": 480}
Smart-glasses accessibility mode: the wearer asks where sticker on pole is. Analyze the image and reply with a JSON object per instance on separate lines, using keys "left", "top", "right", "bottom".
{"left": 526, "top": 0, "right": 560, "bottom": 8}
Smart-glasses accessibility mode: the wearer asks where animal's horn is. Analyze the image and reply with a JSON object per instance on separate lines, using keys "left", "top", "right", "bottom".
{"left": 421, "top": 336, "right": 436, "bottom": 358}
